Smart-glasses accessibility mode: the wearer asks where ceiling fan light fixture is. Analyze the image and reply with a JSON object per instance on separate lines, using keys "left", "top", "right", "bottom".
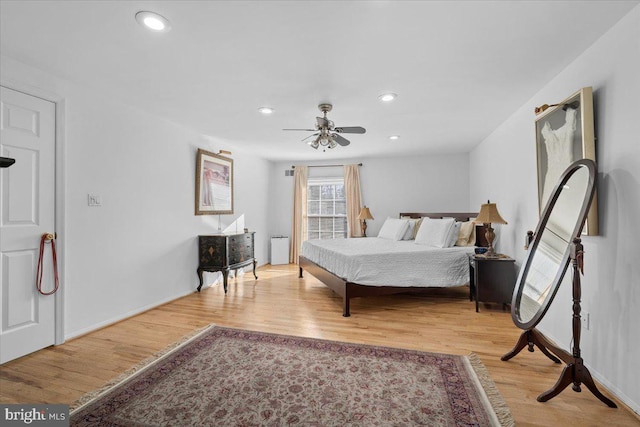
{"left": 378, "top": 93, "right": 397, "bottom": 102}
{"left": 258, "top": 106, "right": 274, "bottom": 115}
{"left": 318, "top": 134, "right": 330, "bottom": 146}
{"left": 286, "top": 103, "right": 363, "bottom": 151}
{"left": 135, "top": 11, "right": 171, "bottom": 32}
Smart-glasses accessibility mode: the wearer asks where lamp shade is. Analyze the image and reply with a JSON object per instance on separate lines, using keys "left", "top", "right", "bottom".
{"left": 475, "top": 201, "right": 507, "bottom": 224}
{"left": 357, "top": 207, "right": 374, "bottom": 220}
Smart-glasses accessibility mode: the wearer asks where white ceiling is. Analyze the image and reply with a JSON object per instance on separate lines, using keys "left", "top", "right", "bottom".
{"left": 1, "top": 1, "right": 637, "bottom": 161}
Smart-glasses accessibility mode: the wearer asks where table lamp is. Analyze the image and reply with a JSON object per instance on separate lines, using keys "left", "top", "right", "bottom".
{"left": 474, "top": 200, "right": 507, "bottom": 257}
{"left": 357, "top": 207, "right": 374, "bottom": 237}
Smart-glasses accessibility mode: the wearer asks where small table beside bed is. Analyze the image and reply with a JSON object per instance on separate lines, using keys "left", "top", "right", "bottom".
{"left": 299, "top": 212, "right": 488, "bottom": 316}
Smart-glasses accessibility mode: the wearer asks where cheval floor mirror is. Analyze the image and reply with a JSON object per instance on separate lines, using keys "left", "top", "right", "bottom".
{"left": 502, "top": 159, "right": 616, "bottom": 408}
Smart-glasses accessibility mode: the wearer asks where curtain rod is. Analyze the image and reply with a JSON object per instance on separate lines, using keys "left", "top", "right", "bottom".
{"left": 291, "top": 163, "right": 363, "bottom": 169}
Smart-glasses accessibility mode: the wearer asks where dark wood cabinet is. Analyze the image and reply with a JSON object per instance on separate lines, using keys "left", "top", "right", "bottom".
{"left": 469, "top": 254, "right": 516, "bottom": 312}
{"left": 197, "top": 232, "right": 257, "bottom": 292}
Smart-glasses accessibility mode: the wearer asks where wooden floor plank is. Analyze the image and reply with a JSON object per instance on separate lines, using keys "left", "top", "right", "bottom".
{"left": 1, "top": 264, "right": 637, "bottom": 426}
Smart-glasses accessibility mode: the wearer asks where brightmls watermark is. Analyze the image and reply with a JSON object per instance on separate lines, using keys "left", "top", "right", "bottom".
{"left": 1, "top": 404, "right": 69, "bottom": 426}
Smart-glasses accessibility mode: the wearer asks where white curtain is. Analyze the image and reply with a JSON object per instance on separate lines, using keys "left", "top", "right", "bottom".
{"left": 290, "top": 166, "right": 308, "bottom": 263}
{"left": 344, "top": 164, "right": 363, "bottom": 238}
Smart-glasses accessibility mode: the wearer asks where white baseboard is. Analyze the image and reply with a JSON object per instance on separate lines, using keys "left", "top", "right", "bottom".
{"left": 64, "top": 289, "right": 195, "bottom": 341}
{"left": 63, "top": 264, "right": 267, "bottom": 341}
{"left": 590, "top": 366, "right": 640, "bottom": 416}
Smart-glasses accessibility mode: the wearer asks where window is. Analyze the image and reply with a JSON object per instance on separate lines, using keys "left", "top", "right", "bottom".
{"left": 307, "top": 178, "right": 347, "bottom": 240}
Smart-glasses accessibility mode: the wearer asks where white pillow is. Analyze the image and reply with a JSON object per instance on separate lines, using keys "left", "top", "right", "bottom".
{"left": 378, "top": 218, "right": 410, "bottom": 241}
{"left": 415, "top": 217, "right": 456, "bottom": 247}
{"left": 401, "top": 218, "right": 421, "bottom": 240}
{"left": 445, "top": 222, "right": 461, "bottom": 247}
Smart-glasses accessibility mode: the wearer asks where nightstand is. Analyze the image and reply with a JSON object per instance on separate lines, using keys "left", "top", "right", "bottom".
{"left": 469, "top": 254, "right": 516, "bottom": 312}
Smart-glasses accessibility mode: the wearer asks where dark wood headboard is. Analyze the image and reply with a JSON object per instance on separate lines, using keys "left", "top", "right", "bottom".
{"left": 399, "top": 212, "right": 488, "bottom": 247}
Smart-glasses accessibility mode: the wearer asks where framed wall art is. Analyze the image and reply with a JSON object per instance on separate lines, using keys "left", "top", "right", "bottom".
{"left": 195, "top": 149, "right": 233, "bottom": 215}
{"left": 535, "top": 87, "right": 597, "bottom": 235}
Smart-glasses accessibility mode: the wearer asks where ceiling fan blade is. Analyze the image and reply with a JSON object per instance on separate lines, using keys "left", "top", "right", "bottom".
{"left": 283, "top": 128, "right": 316, "bottom": 131}
{"left": 334, "top": 126, "right": 366, "bottom": 134}
{"left": 331, "top": 133, "right": 350, "bottom": 146}
{"left": 301, "top": 133, "right": 320, "bottom": 142}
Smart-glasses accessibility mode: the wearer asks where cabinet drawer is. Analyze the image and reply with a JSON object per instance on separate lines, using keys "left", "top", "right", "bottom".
{"left": 229, "top": 246, "right": 251, "bottom": 258}
{"left": 229, "top": 252, "right": 251, "bottom": 265}
{"left": 229, "top": 233, "right": 252, "bottom": 245}
{"left": 229, "top": 248, "right": 253, "bottom": 265}
{"left": 230, "top": 243, "right": 254, "bottom": 254}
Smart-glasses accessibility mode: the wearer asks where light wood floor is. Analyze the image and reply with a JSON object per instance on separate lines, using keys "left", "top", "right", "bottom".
{"left": 1, "top": 264, "right": 638, "bottom": 426}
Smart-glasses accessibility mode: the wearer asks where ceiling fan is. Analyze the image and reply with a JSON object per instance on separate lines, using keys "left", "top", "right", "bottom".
{"left": 284, "top": 104, "right": 366, "bottom": 150}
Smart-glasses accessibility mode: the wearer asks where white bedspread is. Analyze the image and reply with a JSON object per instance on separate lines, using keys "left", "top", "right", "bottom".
{"left": 301, "top": 237, "right": 475, "bottom": 287}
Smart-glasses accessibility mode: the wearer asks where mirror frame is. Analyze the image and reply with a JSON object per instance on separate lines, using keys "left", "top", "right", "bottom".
{"left": 511, "top": 158, "right": 597, "bottom": 330}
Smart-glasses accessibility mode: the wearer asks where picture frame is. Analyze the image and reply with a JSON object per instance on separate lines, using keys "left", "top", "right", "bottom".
{"left": 535, "top": 87, "right": 597, "bottom": 235}
{"left": 195, "top": 149, "right": 233, "bottom": 215}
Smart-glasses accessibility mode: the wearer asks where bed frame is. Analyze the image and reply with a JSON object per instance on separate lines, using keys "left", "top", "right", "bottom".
{"left": 298, "top": 212, "right": 488, "bottom": 317}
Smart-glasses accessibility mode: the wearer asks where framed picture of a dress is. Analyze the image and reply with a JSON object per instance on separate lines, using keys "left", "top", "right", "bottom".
{"left": 535, "top": 87, "right": 597, "bottom": 235}
{"left": 195, "top": 149, "right": 233, "bottom": 215}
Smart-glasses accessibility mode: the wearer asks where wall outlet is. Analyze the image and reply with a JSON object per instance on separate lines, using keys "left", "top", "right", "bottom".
{"left": 88, "top": 194, "right": 102, "bottom": 207}
{"left": 582, "top": 312, "right": 590, "bottom": 330}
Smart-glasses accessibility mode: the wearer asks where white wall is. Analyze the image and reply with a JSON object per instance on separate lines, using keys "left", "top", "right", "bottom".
{"left": 269, "top": 153, "right": 471, "bottom": 241}
{"left": 4, "top": 4, "right": 637, "bottom": 411}
{"left": 469, "top": 7, "right": 640, "bottom": 412}
{"left": 1, "top": 56, "right": 271, "bottom": 339}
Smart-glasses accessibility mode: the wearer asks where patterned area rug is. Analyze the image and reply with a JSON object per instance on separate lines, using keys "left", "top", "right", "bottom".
{"left": 70, "top": 326, "right": 513, "bottom": 426}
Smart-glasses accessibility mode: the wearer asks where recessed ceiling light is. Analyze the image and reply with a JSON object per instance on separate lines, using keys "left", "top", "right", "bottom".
{"left": 389, "top": 135, "right": 400, "bottom": 140}
{"left": 258, "top": 107, "right": 275, "bottom": 115}
{"left": 135, "top": 11, "right": 171, "bottom": 32}
{"left": 378, "top": 93, "right": 397, "bottom": 102}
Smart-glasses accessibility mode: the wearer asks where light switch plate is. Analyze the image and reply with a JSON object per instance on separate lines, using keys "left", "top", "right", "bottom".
{"left": 88, "top": 194, "right": 102, "bottom": 207}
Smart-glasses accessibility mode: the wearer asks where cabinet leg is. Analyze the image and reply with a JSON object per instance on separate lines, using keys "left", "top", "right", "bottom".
{"left": 197, "top": 268, "right": 204, "bottom": 292}
{"left": 253, "top": 259, "right": 258, "bottom": 279}
{"left": 222, "top": 269, "right": 229, "bottom": 293}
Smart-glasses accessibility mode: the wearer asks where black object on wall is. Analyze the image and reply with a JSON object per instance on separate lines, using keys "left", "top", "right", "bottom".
{"left": 0, "top": 157, "right": 16, "bottom": 168}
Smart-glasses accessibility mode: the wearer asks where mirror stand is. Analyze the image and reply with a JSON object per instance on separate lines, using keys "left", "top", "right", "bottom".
{"left": 501, "top": 329, "right": 562, "bottom": 364}
{"left": 502, "top": 238, "right": 617, "bottom": 407}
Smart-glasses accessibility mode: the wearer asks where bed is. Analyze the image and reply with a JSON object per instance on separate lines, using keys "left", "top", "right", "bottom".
{"left": 299, "top": 212, "right": 488, "bottom": 316}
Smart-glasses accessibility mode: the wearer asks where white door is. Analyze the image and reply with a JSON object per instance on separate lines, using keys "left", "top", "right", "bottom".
{"left": 1, "top": 86, "right": 57, "bottom": 364}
